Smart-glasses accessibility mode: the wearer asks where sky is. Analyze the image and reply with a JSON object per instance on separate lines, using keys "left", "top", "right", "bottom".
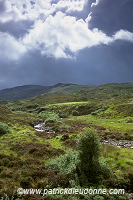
{"left": 0, "top": 0, "right": 133, "bottom": 89}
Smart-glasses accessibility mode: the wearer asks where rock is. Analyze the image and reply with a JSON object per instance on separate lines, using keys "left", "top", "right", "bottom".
{"left": 34, "top": 122, "right": 55, "bottom": 134}
{"left": 100, "top": 139, "right": 133, "bottom": 149}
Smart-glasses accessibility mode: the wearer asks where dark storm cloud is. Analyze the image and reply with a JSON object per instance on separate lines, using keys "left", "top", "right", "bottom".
{"left": 77, "top": 42, "right": 133, "bottom": 84}
{"left": 0, "top": 20, "right": 33, "bottom": 38}
{"left": 0, "top": 20, "right": 34, "bottom": 38}
{"left": 0, "top": 52, "right": 78, "bottom": 89}
{"left": 90, "top": 0, "right": 133, "bottom": 35}
{"left": 0, "top": 0, "right": 6, "bottom": 13}
{"left": 67, "top": 0, "right": 93, "bottom": 20}
{"left": 1, "top": 40, "right": 133, "bottom": 90}
{"left": 0, "top": 0, "right": 133, "bottom": 89}
{"left": 0, "top": 0, "right": 33, "bottom": 38}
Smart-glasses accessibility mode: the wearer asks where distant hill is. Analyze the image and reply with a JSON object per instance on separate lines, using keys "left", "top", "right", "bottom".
{"left": 0, "top": 85, "right": 52, "bottom": 101}
{"left": 44, "top": 82, "right": 133, "bottom": 100}
{"left": 0, "top": 82, "right": 133, "bottom": 101}
{"left": 0, "top": 83, "right": 77, "bottom": 101}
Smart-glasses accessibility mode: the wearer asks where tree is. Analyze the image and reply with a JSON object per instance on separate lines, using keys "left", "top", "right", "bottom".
{"left": 77, "top": 128, "right": 106, "bottom": 186}
{"left": 48, "top": 128, "right": 111, "bottom": 187}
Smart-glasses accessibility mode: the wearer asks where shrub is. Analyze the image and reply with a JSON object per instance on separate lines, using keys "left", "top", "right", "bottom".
{"left": 0, "top": 122, "right": 12, "bottom": 136}
{"left": 93, "top": 195, "right": 105, "bottom": 200}
{"left": 45, "top": 116, "right": 59, "bottom": 124}
{"left": 117, "top": 196, "right": 126, "bottom": 200}
{"left": 38, "top": 111, "right": 59, "bottom": 118}
{"left": 91, "top": 111, "right": 98, "bottom": 116}
{"left": 59, "top": 112, "right": 69, "bottom": 118}
{"left": 72, "top": 110, "right": 79, "bottom": 116}
{"left": 77, "top": 128, "right": 111, "bottom": 186}
{"left": 20, "top": 176, "right": 34, "bottom": 188}
{"left": 42, "top": 112, "right": 60, "bottom": 124}
{"left": 38, "top": 111, "right": 53, "bottom": 118}
{"left": 60, "top": 134, "right": 69, "bottom": 141}
{"left": 47, "top": 150, "right": 79, "bottom": 175}
{"left": 48, "top": 128, "right": 112, "bottom": 187}
{"left": 59, "top": 124, "right": 70, "bottom": 132}
{"left": 0, "top": 179, "right": 4, "bottom": 189}
{"left": 91, "top": 105, "right": 110, "bottom": 116}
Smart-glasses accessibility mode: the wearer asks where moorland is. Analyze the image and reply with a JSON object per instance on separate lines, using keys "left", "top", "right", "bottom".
{"left": 0, "top": 83, "right": 133, "bottom": 200}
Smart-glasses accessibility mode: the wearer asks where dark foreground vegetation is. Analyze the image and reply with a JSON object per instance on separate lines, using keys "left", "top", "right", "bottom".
{"left": 0, "top": 83, "right": 133, "bottom": 200}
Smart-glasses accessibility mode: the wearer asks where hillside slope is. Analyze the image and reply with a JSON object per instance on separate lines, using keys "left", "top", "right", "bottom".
{"left": 0, "top": 82, "right": 133, "bottom": 101}
{"left": 0, "top": 85, "right": 51, "bottom": 101}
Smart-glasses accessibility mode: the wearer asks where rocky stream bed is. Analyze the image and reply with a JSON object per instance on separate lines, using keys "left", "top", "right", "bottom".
{"left": 34, "top": 122, "right": 133, "bottom": 149}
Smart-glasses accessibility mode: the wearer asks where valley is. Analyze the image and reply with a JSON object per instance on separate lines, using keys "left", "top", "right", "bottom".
{"left": 0, "top": 83, "right": 133, "bottom": 200}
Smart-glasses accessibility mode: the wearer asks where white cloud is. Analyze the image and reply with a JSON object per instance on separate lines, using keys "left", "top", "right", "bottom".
{"left": 91, "top": 0, "right": 100, "bottom": 7}
{"left": 53, "top": 0, "right": 86, "bottom": 13}
{"left": 85, "top": 12, "right": 92, "bottom": 23}
{"left": 0, "top": 0, "right": 86, "bottom": 23}
{"left": 22, "top": 12, "right": 133, "bottom": 59}
{"left": 114, "top": 30, "right": 133, "bottom": 42}
{"left": 0, "top": 0, "right": 52, "bottom": 22}
{"left": 1, "top": 1, "right": 133, "bottom": 60}
{"left": 0, "top": 32, "right": 26, "bottom": 60}
{"left": 22, "top": 12, "right": 112, "bottom": 58}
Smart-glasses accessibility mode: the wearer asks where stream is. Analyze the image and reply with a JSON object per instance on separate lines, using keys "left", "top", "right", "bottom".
{"left": 100, "top": 139, "right": 133, "bottom": 149}
{"left": 34, "top": 122, "right": 133, "bottom": 149}
{"left": 34, "top": 122, "right": 55, "bottom": 134}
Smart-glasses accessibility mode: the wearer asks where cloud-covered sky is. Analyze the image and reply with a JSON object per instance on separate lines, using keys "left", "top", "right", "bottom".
{"left": 0, "top": 0, "right": 133, "bottom": 89}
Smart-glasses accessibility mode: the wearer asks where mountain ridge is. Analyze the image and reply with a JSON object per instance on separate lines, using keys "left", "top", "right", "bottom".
{"left": 0, "top": 83, "right": 75, "bottom": 101}
{"left": 0, "top": 82, "right": 133, "bottom": 101}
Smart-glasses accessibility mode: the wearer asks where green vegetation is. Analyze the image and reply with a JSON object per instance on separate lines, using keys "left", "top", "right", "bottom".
{"left": 0, "top": 83, "right": 133, "bottom": 199}
{"left": 77, "top": 128, "right": 111, "bottom": 186}
{"left": 47, "top": 150, "right": 79, "bottom": 175}
{"left": 91, "top": 105, "right": 110, "bottom": 115}
{"left": 0, "top": 122, "right": 12, "bottom": 136}
{"left": 37, "top": 101, "right": 99, "bottom": 118}
{"left": 48, "top": 128, "right": 111, "bottom": 187}
{"left": 1, "top": 82, "right": 133, "bottom": 102}
{"left": 38, "top": 111, "right": 60, "bottom": 124}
